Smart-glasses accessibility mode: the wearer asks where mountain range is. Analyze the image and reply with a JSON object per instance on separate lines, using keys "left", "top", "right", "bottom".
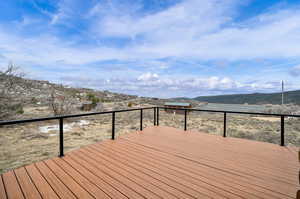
{"left": 174, "top": 90, "right": 300, "bottom": 105}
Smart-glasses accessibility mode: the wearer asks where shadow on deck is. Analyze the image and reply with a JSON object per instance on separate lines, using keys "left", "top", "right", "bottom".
{"left": 1, "top": 126, "right": 299, "bottom": 199}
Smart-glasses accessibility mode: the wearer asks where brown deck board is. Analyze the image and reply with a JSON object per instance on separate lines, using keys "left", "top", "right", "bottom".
{"left": 62, "top": 156, "right": 128, "bottom": 199}
{"left": 14, "top": 167, "right": 42, "bottom": 199}
{"left": 74, "top": 150, "right": 161, "bottom": 199}
{"left": 2, "top": 171, "right": 24, "bottom": 199}
{"left": 92, "top": 141, "right": 279, "bottom": 199}
{"left": 112, "top": 139, "right": 283, "bottom": 199}
{"left": 25, "top": 164, "right": 60, "bottom": 199}
{"left": 85, "top": 144, "right": 240, "bottom": 199}
{"left": 78, "top": 148, "right": 181, "bottom": 199}
{"left": 0, "top": 175, "right": 7, "bottom": 199}
{"left": 34, "top": 162, "right": 76, "bottom": 199}
{"left": 68, "top": 154, "right": 144, "bottom": 199}
{"left": 82, "top": 146, "right": 205, "bottom": 199}
{"left": 43, "top": 159, "right": 95, "bottom": 199}
{"left": 1, "top": 126, "right": 299, "bottom": 198}
{"left": 51, "top": 157, "right": 110, "bottom": 199}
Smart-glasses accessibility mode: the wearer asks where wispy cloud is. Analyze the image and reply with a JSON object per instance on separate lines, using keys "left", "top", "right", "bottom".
{"left": 0, "top": 0, "right": 300, "bottom": 97}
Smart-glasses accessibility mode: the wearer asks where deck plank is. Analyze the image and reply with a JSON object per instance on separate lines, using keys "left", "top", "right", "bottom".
{"left": 34, "top": 162, "right": 76, "bottom": 199}
{"left": 92, "top": 141, "right": 281, "bottom": 199}
{"left": 73, "top": 150, "right": 162, "bottom": 199}
{"left": 14, "top": 167, "right": 42, "bottom": 199}
{"left": 113, "top": 139, "right": 284, "bottom": 199}
{"left": 87, "top": 143, "right": 258, "bottom": 199}
{"left": 62, "top": 156, "right": 128, "bottom": 199}
{"left": 81, "top": 146, "right": 203, "bottom": 199}
{"left": 67, "top": 155, "right": 144, "bottom": 199}
{"left": 80, "top": 146, "right": 199, "bottom": 199}
{"left": 43, "top": 159, "right": 95, "bottom": 199}
{"left": 52, "top": 157, "right": 111, "bottom": 199}
{"left": 84, "top": 144, "right": 239, "bottom": 199}
{"left": 0, "top": 175, "right": 7, "bottom": 199}
{"left": 25, "top": 164, "right": 60, "bottom": 199}
{"left": 2, "top": 170, "right": 24, "bottom": 199}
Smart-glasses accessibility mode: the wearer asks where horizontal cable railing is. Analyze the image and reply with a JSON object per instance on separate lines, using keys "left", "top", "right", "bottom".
{"left": 0, "top": 106, "right": 300, "bottom": 158}
{"left": 159, "top": 106, "right": 300, "bottom": 146}
{"left": 0, "top": 107, "right": 155, "bottom": 157}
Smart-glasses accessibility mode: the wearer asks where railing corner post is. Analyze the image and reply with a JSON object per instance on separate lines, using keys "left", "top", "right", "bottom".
{"left": 112, "top": 112, "right": 115, "bottom": 140}
{"left": 154, "top": 107, "right": 156, "bottom": 126}
{"left": 140, "top": 109, "right": 143, "bottom": 131}
{"left": 59, "top": 118, "right": 64, "bottom": 157}
{"left": 157, "top": 107, "right": 159, "bottom": 126}
{"left": 184, "top": 109, "right": 187, "bottom": 131}
{"left": 280, "top": 115, "right": 285, "bottom": 146}
{"left": 223, "top": 112, "right": 227, "bottom": 138}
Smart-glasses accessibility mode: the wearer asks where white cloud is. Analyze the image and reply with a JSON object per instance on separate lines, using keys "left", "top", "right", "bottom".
{"left": 1, "top": 0, "right": 300, "bottom": 97}
{"left": 59, "top": 73, "right": 286, "bottom": 98}
{"left": 137, "top": 72, "right": 159, "bottom": 81}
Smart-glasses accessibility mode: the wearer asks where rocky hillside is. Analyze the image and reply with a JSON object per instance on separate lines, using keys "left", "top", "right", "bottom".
{"left": 0, "top": 75, "right": 202, "bottom": 120}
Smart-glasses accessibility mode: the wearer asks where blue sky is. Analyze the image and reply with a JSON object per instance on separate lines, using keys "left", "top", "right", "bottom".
{"left": 1, "top": 0, "right": 300, "bottom": 98}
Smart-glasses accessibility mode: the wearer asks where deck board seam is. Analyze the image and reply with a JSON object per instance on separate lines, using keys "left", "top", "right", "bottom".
{"left": 59, "top": 158, "right": 120, "bottom": 199}
{"left": 23, "top": 166, "right": 44, "bottom": 199}
{"left": 115, "top": 141, "right": 288, "bottom": 199}
{"left": 97, "top": 142, "right": 285, "bottom": 199}
{"left": 85, "top": 145, "right": 236, "bottom": 199}
{"left": 118, "top": 138, "right": 295, "bottom": 198}
{"left": 82, "top": 146, "right": 200, "bottom": 199}
{"left": 52, "top": 158, "right": 112, "bottom": 199}
{"left": 79, "top": 149, "right": 171, "bottom": 199}
{"left": 43, "top": 160, "right": 86, "bottom": 199}
{"left": 90, "top": 143, "right": 263, "bottom": 199}
{"left": 33, "top": 163, "right": 64, "bottom": 199}
{"left": 121, "top": 137, "right": 297, "bottom": 186}
{"left": 12, "top": 170, "right": 26, "bottom": 199}
{"left": 67, "top": 154, "right": 142, "bottom": 199}
{"left": 87, "top": 144, "right": 248, "bottom": 199}
{"left": 75, "top": 150, "right": 163, "bottom": 199}
{"left": 0, "top": 175, "right": 8, "bottom": 199}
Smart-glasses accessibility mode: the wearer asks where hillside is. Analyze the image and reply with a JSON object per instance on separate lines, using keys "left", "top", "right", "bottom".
{"left": 192, "top": 90, "right": 300, "bottom": 105}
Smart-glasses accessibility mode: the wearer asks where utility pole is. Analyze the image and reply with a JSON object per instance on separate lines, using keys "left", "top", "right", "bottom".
{"left": 281, "top": 80, "right": 284, "bottom": 105}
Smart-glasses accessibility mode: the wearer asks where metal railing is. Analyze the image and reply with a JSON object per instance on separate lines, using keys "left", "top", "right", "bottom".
{"left": 0, "top": 107, "right": 155, "bottom": 157}
{"left": 158, "top": 106, "right": 300, "bottom": 146}
{"left": 0, "top": 106, "right": 299, "bottom": 158}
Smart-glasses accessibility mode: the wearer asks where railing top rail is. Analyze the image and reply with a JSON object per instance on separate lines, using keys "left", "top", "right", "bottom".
{"left": 1, "top": 105, "right": 300, "bottom": 126}
{"left": 0, "top": 106, "right": 155, "bottom": 126}
{"left": 160, "top": 106, "right": 300, "bottom": 118}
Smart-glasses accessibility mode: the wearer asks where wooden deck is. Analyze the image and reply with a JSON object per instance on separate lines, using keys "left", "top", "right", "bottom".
{"left": 0, "top": 126, "right": 299, "bottom": 199}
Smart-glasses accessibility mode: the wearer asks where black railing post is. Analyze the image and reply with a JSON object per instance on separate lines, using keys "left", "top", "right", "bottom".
{"left": 281, "top": 115, "right": 285, "bottom": 146}
{"left": 184, "top": 109, "right": 187, "bottom": 131}
{"left": 223, "top": 112, "right": 227, "bottom": 137}
{"left": 112, "top": 112, "right": 115, "bottom": 140}
{"left": 140, "top": 109, "right": 143, "bottom": 131}
{"left": 157, "top": 107, "right": 159, "bottom": 126}
{"left": 154, "top": 107, "right": 156, "bottom": 126}
{"left": 59, "top": 118, "right": 64, "bottom": 157}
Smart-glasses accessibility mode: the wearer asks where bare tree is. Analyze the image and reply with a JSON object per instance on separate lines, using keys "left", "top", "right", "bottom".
{"left": 0, "top": 63, "right": 24, "bottom": 120}
{"left": 49, "top": 87, "right": 73, "bottom": 116}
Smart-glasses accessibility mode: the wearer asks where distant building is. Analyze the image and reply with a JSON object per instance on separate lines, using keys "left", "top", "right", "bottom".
{"left": 164, "top": 102, "right": 192, "bottom": 114}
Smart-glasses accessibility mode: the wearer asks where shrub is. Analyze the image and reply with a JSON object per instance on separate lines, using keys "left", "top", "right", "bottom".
{"left": 92, "top": 97, "right": 100, "bottom": 105}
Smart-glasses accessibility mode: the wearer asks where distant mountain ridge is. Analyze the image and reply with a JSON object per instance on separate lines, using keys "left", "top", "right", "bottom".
{"left": 176, "top": 90, "right": 300, "bottom": 105}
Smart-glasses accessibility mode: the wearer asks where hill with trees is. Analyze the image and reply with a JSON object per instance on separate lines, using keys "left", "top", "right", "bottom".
{"left": 192, "top": 90, "right": 300, "bottom": 105}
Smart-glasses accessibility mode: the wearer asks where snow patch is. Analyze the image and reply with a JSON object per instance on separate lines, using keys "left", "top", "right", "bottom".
{"left": 39, "top": 120, "right": 90, "bottom": 134}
